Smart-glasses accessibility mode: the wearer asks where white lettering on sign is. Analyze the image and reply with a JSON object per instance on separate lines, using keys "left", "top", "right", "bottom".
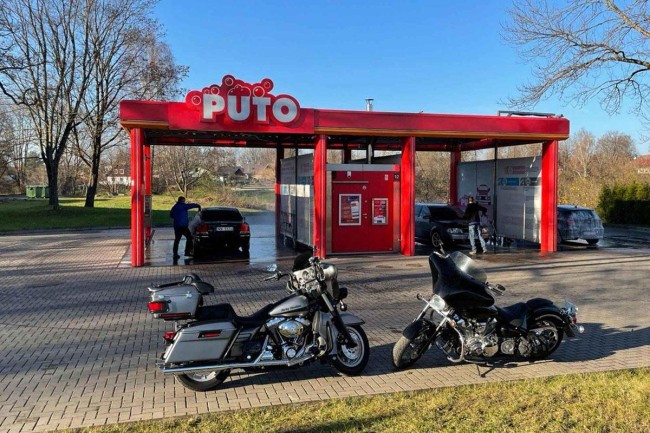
{"left": 201, "top": 93, "right": 299, "bottom": 124}
{"left": 189, "top": 76, "right": 301, "bottom": 126}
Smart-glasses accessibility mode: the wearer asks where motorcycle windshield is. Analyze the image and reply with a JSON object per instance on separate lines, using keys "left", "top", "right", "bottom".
{"left": 449, "top": 251, "right": 487, "bottom": 283}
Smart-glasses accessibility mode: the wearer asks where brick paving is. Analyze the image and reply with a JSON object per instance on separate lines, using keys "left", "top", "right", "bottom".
{"left": 0, "top": 229, "right": 648, "bottom": 432}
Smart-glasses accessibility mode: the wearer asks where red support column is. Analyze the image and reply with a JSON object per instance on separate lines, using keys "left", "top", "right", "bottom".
{"left": 541, "top": 140, "right": 559, "bottom": 253}
{"left": 449, "top": 149, "right": 461, "bottom": 205}
{"left": 275, "top": 146, "right": 284, "bottom": 239}
{"left": 144, "top": 144, "right": 152, "bottom": 247}
{"left": 313, "top": 135, "right": 327, "bottom": 257}
{"left": 130, "top": 128, "right": 145, "bottom": 266}
{"left": 400, "top": 137, "right": 416, "bottom": 256}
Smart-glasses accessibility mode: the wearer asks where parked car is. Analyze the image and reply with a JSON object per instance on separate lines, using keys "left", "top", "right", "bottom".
{"left": 557, "top": 205, "right": 604, "bottom": 245}
{"left": 415, "top": 203, "right": 469, "bottom": 248}
{"left": 190, "top": 207, "right": 251, "bottom": 255}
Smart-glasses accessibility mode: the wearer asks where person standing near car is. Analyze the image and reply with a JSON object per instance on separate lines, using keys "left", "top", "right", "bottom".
{"left": 170, "top": 196, "right": 201, "bottom": 259}
{"left": 463, "top": 195, "right": 487, "bottom": 255}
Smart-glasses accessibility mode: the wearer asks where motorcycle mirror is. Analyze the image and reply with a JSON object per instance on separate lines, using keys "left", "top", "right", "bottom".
{"left": 266, "top": 264, "right": 278, "bottom": 273}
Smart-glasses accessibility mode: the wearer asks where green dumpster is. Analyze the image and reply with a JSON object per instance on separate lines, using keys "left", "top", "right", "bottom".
{"left": 26, "top": 185, "right": 49, "bottom": 198}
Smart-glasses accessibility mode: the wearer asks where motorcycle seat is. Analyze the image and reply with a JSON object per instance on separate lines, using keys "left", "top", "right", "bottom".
{"left": 497, "top": 302, "right": 528, "bottom": 328}
{"left": 193, "top": 303, "right": 274, "bottom": 327}
{"left": 232, "top": 303, "right": 275, "bottom": 327}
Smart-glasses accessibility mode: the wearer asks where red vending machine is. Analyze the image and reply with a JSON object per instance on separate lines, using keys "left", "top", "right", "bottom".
{"left": 327, "top": 164, "right": 400, "bottom": 254}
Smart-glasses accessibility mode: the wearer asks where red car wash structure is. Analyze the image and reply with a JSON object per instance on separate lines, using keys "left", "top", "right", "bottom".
{"left": 120, "top": 75, "right": 569, "bottom": 267}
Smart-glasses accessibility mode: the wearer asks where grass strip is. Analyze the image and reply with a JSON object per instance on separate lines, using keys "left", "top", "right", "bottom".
{"left": 68, "top": 368, "right": 649, "bottom": 433}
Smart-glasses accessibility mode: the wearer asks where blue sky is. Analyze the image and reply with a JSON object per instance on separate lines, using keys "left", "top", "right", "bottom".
{"left": 154, "top": 0, "right": 647, "bottom": 154}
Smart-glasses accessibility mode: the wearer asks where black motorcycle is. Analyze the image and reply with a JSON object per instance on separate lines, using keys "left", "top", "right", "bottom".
{"left": 392, "top": 250, "right": 584, "bottom": 368}
{"left": 147, "top": 254, "right": 369, "bottom": 391}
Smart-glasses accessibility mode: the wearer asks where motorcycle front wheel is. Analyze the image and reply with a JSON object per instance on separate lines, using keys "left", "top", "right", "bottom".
{"left": 331, "top": 325, "right": 370, "bottom": 375}
{"left": 176, "top": 369, "right": 230, "bottom": 392}
{"left": 392, "top": 331, "right": 431, "bottom": 369}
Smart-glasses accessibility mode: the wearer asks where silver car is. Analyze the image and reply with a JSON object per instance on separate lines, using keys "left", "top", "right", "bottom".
{"left": 557, "top": 205, "right": 604, "bottom": 245}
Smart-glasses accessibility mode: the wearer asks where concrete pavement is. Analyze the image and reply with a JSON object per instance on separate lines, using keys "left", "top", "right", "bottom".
{"left": 0, "top": 229, "right": 648, "bottom": 432}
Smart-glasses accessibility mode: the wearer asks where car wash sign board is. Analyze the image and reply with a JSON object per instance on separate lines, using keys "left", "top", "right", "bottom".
{"left": 458, "top": 156, "right": 541, "bottom": 243}
{"left": 176, "top": 75, "right": 313, "bottom": 132}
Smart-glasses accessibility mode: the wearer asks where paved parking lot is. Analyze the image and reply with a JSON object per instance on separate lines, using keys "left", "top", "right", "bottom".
{"left": 0, "top": 228, "right": 648, "bottom": 432}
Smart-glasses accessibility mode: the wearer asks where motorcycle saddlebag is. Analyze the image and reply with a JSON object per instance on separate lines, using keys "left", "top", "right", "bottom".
{"left": 164, "top": 320, "right": 237, "bottom": 363}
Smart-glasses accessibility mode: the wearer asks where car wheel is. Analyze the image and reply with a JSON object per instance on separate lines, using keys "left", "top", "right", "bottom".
{"left": 586, "top": 239, "right": 599, "bottom": 245}
{"left": 431, "top": 231, "right": 444, "bottom": 249}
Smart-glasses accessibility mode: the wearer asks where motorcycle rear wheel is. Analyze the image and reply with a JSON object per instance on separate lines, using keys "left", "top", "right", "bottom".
{"left": 176, "top": 369, "right": 230, "bottom": 392}
{"left": 392, "top": 332, "right": 431, "bottom": 369}
{"left": 526, "top": 319, "right": 564, "bottom": 360}
{"left": 331, "top": 325, "right": 370, "bottom": 375}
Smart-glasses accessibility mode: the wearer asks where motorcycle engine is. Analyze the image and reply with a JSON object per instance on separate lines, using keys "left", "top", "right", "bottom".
{"left": 457, "top": 317, "right": 499, "bottom": 358}
{"left": 266, "top": 317, "right": 311, "bottom": 359}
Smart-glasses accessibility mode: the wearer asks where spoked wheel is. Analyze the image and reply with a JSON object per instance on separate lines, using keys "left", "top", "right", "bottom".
{"left": 431, "top": 231, "right": 444, "bottom": 249}
{"left": 176, "top": 369, "right": 230, "bottom": 392}
{"left": 331, "top": 325, "right": 370, "bottom": 375}
{"left": 392, "top": 332, "right": 431, "bottom": 369}
{"left": 526, "top": 319, "right": 564, "bottom": 360}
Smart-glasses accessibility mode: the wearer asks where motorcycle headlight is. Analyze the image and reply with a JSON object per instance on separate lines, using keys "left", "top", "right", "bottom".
{"left": 431, "top": 295, "right": 447, "bottom": 311}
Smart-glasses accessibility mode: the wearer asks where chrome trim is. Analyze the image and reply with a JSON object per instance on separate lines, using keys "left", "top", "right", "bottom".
{"left": 160, "top": 352, "right": 315, "bottom": 375}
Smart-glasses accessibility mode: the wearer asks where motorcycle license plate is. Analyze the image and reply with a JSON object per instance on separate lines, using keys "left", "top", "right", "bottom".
{"left": 215, "top": 227, "right": 234, "bottom": 232}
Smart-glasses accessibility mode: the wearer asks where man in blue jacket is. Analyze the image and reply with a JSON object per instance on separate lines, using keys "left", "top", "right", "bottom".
{"left": 170, "top": 196, "right": 201, "bottom": 259}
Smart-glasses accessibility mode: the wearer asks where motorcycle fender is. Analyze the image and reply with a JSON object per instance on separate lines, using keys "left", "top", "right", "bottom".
{"left": 339, "top": 312, "right": 365, "bottom": 326}
{"left": 528, "top": 307, "right": 575, "bottom": 337}
{"left": 402, "top": 318, "right": 435, "bottom": 340}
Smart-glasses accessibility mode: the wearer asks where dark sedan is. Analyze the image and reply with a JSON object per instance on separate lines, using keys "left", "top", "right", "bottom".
{"left": 415, "top": 203, "right": 469, "bottom": 249}
{"left": 190, "top": 207, "right": 250, "bottom": 256}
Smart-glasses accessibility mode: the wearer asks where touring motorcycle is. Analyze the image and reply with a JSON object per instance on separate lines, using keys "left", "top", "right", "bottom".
{"left": 392, "top": 250, "right": 584, "bottom": 368}
{"left": 147, "top": 254, "right": 369, "bottom": 391}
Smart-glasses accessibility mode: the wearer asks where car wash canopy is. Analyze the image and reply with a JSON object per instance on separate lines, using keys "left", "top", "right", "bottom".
{"left": 120, "top": 74, "right": 569, "bottom": 266}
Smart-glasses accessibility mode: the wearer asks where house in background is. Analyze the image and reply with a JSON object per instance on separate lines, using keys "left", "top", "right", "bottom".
{"left": 215, "top": 166, "right": 248, "bottom": 184}
{"left": 103, "top": 166, "right": 131, "bottom": 194}
{"left": 634, "top": 154, "right": 650, "bottom": 175}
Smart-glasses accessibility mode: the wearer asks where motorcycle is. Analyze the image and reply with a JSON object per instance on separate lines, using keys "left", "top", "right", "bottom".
{"left": 147, "top": 253, "right": 370, "bottom": 391}
{"left": 392, "top": 250, "right": 584, "bottom": 368}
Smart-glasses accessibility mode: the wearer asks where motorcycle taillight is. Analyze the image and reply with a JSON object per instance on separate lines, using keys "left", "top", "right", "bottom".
{"left": 148, "top": 300, "right": 168, "bottom": 314}
{"left": 163, "top": 331, "right": 177, "bottom": 343}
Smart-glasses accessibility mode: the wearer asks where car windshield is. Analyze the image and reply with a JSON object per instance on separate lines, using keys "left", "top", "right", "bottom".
{"left": 201, "top": 209, "right": 242, "bottom": 222}
{"left": 429, "top": 206, "right": 462, "bottom": 220}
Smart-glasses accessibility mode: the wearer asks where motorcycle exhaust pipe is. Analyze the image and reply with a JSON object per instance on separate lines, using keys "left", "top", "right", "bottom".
{"left": 159, "top": 353, "right": 315, "bottom": 375}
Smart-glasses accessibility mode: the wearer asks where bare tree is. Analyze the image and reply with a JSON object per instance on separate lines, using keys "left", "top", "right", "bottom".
{"left": 76, "top": 0, "right": 187, "bottom": 208}
{"left": 0, "top": 0, "right": 94, "bottom": 208}
{"left": 156, "top": 145, "right": 207, "bottom": 197}
{"left": 504, "top": 0, "right": 650, "bottom": 115}
{"left": 415, "top": 152, "right": 450, "bottom": 202}
{"left": 0, "top": 104, "right": 38, "bottom": 192}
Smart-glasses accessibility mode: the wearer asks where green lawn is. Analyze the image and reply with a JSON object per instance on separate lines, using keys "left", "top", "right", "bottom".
{"left": 65, "top": 369, "right": 648, "bottom": 433}
{"left": 0, "top": 193, "right": 263, "bottom": 232}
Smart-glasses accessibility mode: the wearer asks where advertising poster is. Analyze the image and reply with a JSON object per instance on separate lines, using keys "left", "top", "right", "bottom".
{"left": 372, "top": 198, "right": 388, "bottom": 225}
{"left": 339, "top": 194, "right": 361, "bottom": 225}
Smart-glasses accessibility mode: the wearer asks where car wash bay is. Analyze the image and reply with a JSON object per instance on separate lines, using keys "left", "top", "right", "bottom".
{"left": 120, "top": 75, "right": 569, "bottom": 266}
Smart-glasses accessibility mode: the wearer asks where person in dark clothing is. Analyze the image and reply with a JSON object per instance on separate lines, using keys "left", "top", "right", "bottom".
{"left": 170, "top": 196, "right": 201, "bottom": 259}
{"left": 463, "top": 195, "right": 487, "bottom": 255}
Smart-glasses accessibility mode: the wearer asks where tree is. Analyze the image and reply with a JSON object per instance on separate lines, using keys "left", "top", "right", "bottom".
{"left": 504, "top": 0, "right": 650, "bottom": 116}
{"left": 75, "top": 0, "right": 186, "bottom": 208}
{"left": 415, "top": 152, "right": 450, "bottom": 202}
{"left": 156, "top": 145, "right": 207, "bottom": 197}
{"left": 0, "top": 104, "right": 39, "bottom": 193}
{"left": 0, "top": 0, "right": 94, "bottom": 208}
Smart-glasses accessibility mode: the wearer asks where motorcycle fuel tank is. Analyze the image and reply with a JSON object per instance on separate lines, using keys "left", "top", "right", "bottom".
{"left": 269, "top": 295, "right": 309, "bottom": 317}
